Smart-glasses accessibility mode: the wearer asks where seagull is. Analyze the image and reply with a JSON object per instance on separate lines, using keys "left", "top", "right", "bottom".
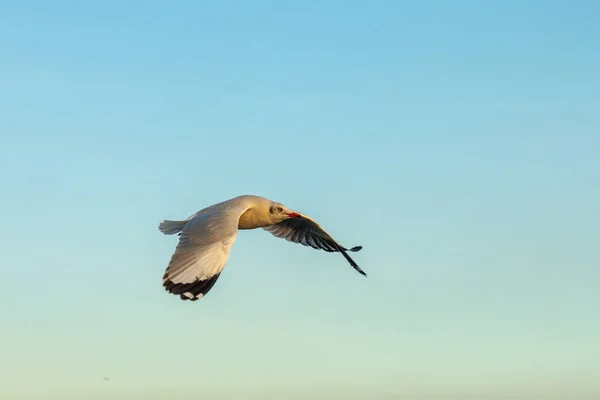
{"left": 158, "top": 195, "right": 366, "bottom": 301}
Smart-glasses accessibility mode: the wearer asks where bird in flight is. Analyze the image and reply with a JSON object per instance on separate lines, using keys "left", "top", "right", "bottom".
{"left": 158, "top": 195, "right": 366, "bottom": 301}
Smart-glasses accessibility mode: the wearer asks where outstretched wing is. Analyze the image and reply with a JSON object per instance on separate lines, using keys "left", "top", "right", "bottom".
{"left": 161, "top": 208, "right": 242, "bottom": 301}
{"left": 263, "top": 213, "right": 366, "bottom": 276}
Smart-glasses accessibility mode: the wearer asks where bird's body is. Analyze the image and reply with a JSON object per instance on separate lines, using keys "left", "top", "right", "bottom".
{"left": 159, "top": 195, "right": 365, "bottom": 301}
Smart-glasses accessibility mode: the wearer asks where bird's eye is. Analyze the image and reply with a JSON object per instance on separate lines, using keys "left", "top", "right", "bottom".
{"left": 276, "top": 206, "right": 283, "bottom": 213}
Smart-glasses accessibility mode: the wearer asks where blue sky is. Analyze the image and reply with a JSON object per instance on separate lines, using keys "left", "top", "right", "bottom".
{"left": 1, "top": 1, "right": 599, "bottom": 398}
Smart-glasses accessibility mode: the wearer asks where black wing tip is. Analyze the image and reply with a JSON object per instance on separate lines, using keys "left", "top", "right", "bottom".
{"left": 163, "top": 273, "right": 222, "bottom": 301}
{"left": 336, "top": 246, "right": 367, "bottom": 277}
{"left": 349, "top": 246, "right": 362, "bottom": 252}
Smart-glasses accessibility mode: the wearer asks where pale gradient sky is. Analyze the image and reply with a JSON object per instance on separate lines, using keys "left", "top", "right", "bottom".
{"left": 1, "top": 1, "right": 599, "bottom": 399}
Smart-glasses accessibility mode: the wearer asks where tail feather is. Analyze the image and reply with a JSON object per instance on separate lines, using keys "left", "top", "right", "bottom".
{"left": 158, "top": 219, "right": 189, "bottom": 235}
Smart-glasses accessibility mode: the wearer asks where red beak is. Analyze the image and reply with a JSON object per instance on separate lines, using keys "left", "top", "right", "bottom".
{"left": 286, "top": 212, "right": 301, "bottom": 218}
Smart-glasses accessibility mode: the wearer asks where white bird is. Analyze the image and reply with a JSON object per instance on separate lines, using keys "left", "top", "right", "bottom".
{"left": 158, "top": 194, "right": 366, "bottom": 301}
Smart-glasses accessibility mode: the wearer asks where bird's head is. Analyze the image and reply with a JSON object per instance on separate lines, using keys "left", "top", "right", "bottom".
{"left": 268, "top": 202, "right": 301, "bottom": 223}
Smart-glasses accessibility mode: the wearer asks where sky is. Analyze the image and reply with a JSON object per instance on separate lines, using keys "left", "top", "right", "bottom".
{"left": 1, "top": 0, "right": 599, "bottom": 398}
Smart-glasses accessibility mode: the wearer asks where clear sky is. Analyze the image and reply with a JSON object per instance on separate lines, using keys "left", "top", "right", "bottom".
{"left": 1, "top": 1, "right": 599, "bottom": 399}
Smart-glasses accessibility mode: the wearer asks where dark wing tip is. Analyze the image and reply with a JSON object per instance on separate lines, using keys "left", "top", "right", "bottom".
{"left": 336, "top": 246, "right": 367, "bottom": 277}
{"left": 349, "top": 246, "right": 362, "bottom": 252}
{"left": 163, "top": 273, "right": 222, "bottom": 301}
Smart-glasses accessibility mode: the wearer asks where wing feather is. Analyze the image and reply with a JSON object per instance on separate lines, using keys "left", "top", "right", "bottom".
{"left": 263, "top": 213, "right": 366, "bottom": 276}
{"left": 161, "top": 208, "right": 244, "bottom": 300}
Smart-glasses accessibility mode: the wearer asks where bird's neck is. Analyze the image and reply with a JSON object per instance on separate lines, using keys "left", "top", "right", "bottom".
{"left": 238, "top": 207, "right": 271, "bottom": 229}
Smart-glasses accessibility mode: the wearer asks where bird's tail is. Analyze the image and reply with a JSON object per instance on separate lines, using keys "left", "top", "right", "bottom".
{"left": 158, "top": 219, "right": 189, "bottom": 235}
